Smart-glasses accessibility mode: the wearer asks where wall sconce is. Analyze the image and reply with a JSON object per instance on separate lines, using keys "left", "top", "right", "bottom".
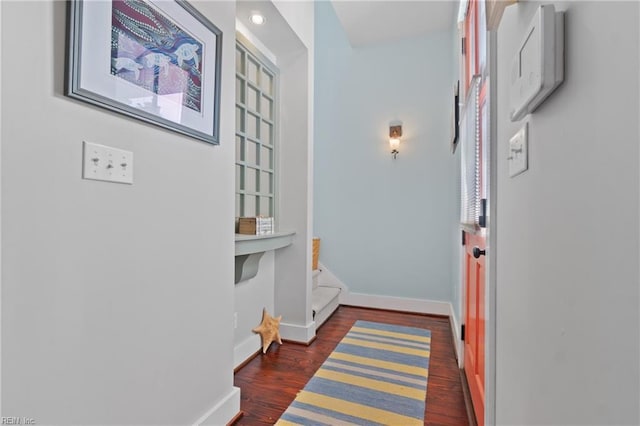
{"left": 389, "top": 125, "right": 402, "bottom": 159}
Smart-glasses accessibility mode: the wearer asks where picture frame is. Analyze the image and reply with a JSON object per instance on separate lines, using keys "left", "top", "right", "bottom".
{"left": 452, "top": 80, "right": 460, "bottom": 153}
{"left": 66, "top": 0, "right": 223, "bottom": 145}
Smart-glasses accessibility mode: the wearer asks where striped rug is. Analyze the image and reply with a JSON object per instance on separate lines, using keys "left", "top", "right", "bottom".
{"left": 276, "top": 320, "right": 431, "bottom": 425}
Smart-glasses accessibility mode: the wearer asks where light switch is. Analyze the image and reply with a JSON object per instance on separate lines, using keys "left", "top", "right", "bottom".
{"left": 83, "top": 141, "right": 133, "bottom": 184}
{"left": 508, "top": 123, "right": 528, "bottom": 178}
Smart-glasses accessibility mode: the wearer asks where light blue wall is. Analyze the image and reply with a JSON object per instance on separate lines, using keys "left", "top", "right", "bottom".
{"left": 314, "top": 1, "right": 459, "bottom": 303}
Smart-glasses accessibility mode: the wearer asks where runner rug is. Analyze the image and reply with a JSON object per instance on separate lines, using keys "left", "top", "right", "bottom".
{"left": 276, "top": 320, "right": 431, "bottom": 425}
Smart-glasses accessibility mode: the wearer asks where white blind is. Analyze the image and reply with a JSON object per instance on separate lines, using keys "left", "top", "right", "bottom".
{"left": 460, "top": 76, "right": 481, "bottom": 227}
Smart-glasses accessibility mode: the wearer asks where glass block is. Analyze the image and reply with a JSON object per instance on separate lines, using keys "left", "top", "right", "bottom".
{"left": 261, "top": 121, "right": 272, "bottom": 145}
{"left": 261, "top": 96, "right": 273, "bottom": 120}
{"left": 236, "top": 194, "right": 243, "bottom": 217}
{"left": 246, "top": 141, "right": 259, "bottom": 167}
{"left": 236, "top": 164, "right": 244, "bottom": 191}
{"left": 247, "top": 86, "right": 259, "bottom": 112}
{"left": 236, "top": 106, "right": 245, "bottom": 133}
{"left": 259, "top": 196, "right": 272, "bottom": 216}
{"left": 247, "top": 113, "right": 259, "bottom": 139}
{"left": 260, "top": 145, "right": 273, "bottom": 169}
{"left": 245, "top": 195, "right": 257, "bottom": 217}
{"left": 261, "top": 70, "right": 273, "bottom": 95}
{"left": 236, "top": 77, "right": 245, "bottom": 104}
{"left": 236, "top": 136, "right": 244, "bottom": 162}
{"left": 247, "top": 58, "right": 259, "bottom": 85}
{"left": 246, "top": 167, "right": 257, "bottom": 193}
{"left": 236, "top": 47, "right": 245, "bottom": 75}
{"left": 260, "top": 171, "right": 273, "bottom": 194}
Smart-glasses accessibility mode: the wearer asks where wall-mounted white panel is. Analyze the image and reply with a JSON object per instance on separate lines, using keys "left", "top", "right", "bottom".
{"left": 509, "top": 5, "right": 564, "bottom": 121}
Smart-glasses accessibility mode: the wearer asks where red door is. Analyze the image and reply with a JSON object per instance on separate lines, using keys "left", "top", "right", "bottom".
{"left": 462, "top": 2, "right": 488, "bottom": 424}
{"left": 464, "top": 232, "right": 486, "bottom": 426}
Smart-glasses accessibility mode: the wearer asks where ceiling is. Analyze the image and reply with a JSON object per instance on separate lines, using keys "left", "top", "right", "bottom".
{"left": 330, "top": 1, "right": 457, "bottom": 47}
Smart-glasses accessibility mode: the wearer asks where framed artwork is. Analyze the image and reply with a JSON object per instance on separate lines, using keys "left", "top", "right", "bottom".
{"left": 452, "top": 80, "right": 460, "bottom": 153}
{"left": 67, "top": 0, "right": 222, "bottom": 145}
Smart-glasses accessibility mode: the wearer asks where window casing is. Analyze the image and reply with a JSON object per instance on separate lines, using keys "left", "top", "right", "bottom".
{"left": 235, "top": 37, "right": 277, "bottom": 219}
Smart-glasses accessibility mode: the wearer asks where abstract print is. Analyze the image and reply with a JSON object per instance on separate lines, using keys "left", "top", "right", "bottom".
{"left": 111, "top": 0, "right": 203, "bottom": 113}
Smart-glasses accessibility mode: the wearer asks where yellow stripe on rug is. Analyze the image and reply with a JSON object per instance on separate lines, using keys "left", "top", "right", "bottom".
{"left": 314, "top": 368, "right": 426, "bottom": 400}
{"left": 341, "top": 337, "right": 430, "bottom": 357}
{"left": 329, "top": 351, "right": 428, "bottom": 377}
{"left": 350, "top": 326, "right": 432, "bottom": 343}
{"left": 292, "top": 391, "right": 423, "bottom": 425}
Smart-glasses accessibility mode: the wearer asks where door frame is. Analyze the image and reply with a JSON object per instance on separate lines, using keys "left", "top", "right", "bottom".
{"left": 484, "top": 29, "right": 498, "bottom": 426}
{"left": 459, "top": 2, "right": 498, "bottom": 425}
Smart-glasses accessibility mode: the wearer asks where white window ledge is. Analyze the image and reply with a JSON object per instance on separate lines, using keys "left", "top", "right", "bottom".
{"left": 234, "top": 231, "right": 295, "bottom": 283}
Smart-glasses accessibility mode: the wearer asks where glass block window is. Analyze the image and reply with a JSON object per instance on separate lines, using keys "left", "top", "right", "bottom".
{"left": 235, "top": 39, "right": 277, "bottom": 218}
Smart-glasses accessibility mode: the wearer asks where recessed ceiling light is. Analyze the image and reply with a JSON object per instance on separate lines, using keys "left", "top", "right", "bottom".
{"left": 250, "top": 13, "right": 265, "bottom": 25}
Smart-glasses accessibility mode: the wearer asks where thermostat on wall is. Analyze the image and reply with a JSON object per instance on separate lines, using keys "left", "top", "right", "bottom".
{"left": 509, "top": 5, "right": 564, "bottom": 122}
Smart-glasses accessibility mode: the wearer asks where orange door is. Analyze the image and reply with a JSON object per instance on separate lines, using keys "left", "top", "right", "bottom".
{"left": 464, "top": 231, "right": 486, "bottom": 426}
{"left": 462, "top": 1, "right": 488, "bottom": 424}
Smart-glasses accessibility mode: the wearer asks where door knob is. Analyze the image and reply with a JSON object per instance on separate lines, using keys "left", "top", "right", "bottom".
{"left": 473, "top": 247, "right": 486, "bottom": 259}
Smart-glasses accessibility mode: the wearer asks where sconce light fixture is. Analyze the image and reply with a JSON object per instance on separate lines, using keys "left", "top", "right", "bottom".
{"left": 389, "top": 124, "right": 402, "bottom": 159}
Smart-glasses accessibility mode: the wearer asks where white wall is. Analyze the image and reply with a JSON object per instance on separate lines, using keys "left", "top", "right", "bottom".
{"left": 1, "top": 1, "right": 239, "bottom": 424}
{"left": 234, "top": 0, "right": 315, "bottom": 345}
{"left": 496, "top": 2, "right": 640, "bottom": 424}
{"left": 234, "top": 252, "right": 274, "bottom": 367}
{"left": 314, "top": 1, "right": 459, "bottom": 306}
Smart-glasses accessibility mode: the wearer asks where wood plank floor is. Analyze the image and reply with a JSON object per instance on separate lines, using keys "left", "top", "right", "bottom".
{"left": 233, "top": 306, "right": 470, "bottom": 425}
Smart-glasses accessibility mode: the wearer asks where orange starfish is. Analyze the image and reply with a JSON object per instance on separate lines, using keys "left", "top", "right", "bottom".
{"left": 252, "top": 308, "right": 283, "bottom": 353}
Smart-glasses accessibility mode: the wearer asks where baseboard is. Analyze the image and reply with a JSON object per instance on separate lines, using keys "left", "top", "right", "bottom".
{"left": 279, "top": 320, "right": 316, "bottom": 343}
{"left": 316, "top": 262, "right": 349, "bottom": 301}
{"left": 449, "top": 303, "right": 463, "bottom": 367}
{"left": 193, "top": 386, "right": 241, "bottom": 426}
{"left": 234, "top": 334, "right": 261, "bottom": 369}
{"left": 343, "top": 292, "right": 451, "bottom": 316}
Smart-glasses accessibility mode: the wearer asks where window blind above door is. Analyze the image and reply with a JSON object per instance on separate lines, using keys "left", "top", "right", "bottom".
{"left": 460, "top": 75, "right": 481, "bottom": 228}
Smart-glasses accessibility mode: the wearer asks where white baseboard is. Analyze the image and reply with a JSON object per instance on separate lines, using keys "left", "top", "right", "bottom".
{"left": 193, "top": 386, "right": 241, "bottom": 426}
{"left": 317, "top": 262, "right": 349, "bottom": 299}
{"left": 234, "top": 335, "right": 261, "bottom": 369}
{"left": 279, "top": 320, "right": 316, "bottom": 343}
{"left": 449, "top": 303, "right": 463, "bottom": 367}
{"left": 343, "top": 292, "right": 451, "bottom": 316}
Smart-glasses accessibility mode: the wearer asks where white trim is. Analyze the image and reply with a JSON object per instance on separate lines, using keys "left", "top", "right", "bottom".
{"left": 279, "top": 320, "right": 316, "bottom": 343}
{"left": 485, "top": 28, "right": 499, "bottom": 426}
{"left": 449, "top": 302, "right": 464, "bottom": 367}
{"left": 192, "top": 387, "right": 241, "bottom": 426}
{"left": 316, "top": 262, "right": 349, "bottom": 291}
{"left": 0, "top": 0, "right": 3, "bottom": 415}
{"left": 235, "top": 20, "right": 277, "bottom": 66}
{"left": 343, "top": 292, "right": 451, "bottom": 316}
{"left": 233, "top": 335, "right": 261, "bottom": 370}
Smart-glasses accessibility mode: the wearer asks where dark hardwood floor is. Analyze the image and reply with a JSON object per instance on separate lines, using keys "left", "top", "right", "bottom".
{"left": 233, "top": 306, "right": 469, "bottom": 425}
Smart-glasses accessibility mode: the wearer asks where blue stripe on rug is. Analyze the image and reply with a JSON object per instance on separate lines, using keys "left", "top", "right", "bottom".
{"left": 347, "top": 331, "right": 431, "bottom": 349}
{"left": 305, "top": 377, "right": 426, "bottom": 419}
{"left": 354, "top": 320, "right": 431, "bottom": 337}
{"left": 276, "top": 321, "right": 431, "bottom": 426}
{"left": 278, "top": 411, "right": 329, "bottom": 426}
{"left": 334, "top": 341, "right": 430, "bottom": 367}
{"left": 289, "top": 401, "right": 386, "bottom": 426}
{"left": 325, "top": 357, "right": 427, "bottom": 383}
{"left": 320, "top": 362, "right": 426, "bottom": 389}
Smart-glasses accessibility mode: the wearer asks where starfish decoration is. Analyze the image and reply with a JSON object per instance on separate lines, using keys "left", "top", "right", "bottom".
{"left": 252, "top": 308, "right": 282, "bottom": 354}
